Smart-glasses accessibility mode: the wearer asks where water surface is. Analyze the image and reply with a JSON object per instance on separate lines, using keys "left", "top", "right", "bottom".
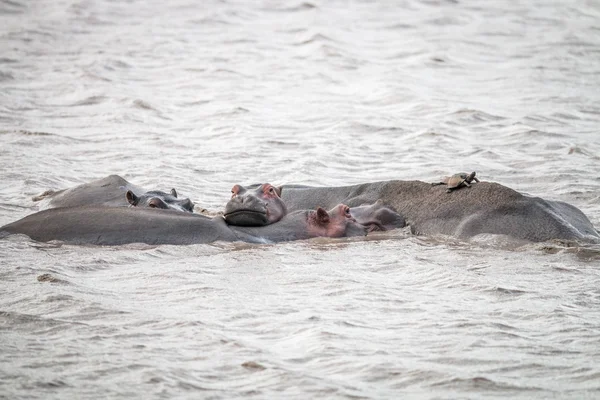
{"left": 1, "top": 0, "right": 600, "bottom": 398}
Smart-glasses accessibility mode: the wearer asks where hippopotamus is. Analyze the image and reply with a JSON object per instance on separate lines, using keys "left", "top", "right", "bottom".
{"left": 224, "top": 184, "right": 406, "bottom": 232}
{"left": 224, "top": 183, "right": 287, "bottom": 226}
{"left": 32, "top": 175, "right": 194, "bottom": 212}
{"left": 126, "top": 189, "right": 194, "bottom": 212}
{"left": 348, "top": 200, "right": 407, "bottom": 232}
{"left": 226, "top": 181, "right": 599, "bottom": 243}
{"left": 224, "top": 185, "right": 405, "bottom": 231}
{"left": 234, "top": 203, "right": 367, "bottom": 243}
{"left": 0, "top": 203, "right": 376, "bottom": 246}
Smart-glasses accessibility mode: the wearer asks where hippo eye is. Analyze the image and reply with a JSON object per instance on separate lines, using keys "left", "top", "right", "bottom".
{"left": 268, "top": 187, "right": 275, "bottom": 194}
{"left": 148, "top": 198, "right": 166, "bottom": 209}
{"left": 262, "top": 184, "right": 273, "bottom": 194}
{"left": 344, "top": 206, "right": 351, "bottom": 216}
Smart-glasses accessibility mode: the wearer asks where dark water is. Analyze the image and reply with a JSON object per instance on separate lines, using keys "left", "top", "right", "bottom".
{"left": 1, "top": 0, "right": 600, "bottom": 398}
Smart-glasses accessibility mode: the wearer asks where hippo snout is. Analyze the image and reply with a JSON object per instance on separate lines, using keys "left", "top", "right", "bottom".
{"left": 224, "top": 194, "right": 270, "bottom": 226}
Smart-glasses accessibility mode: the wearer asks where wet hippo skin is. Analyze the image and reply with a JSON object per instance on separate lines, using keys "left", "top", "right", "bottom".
{"left": 33, "top": 175, "right": 194, "bottom": 212}
{"left": 348, "top": 200, "right": 406, "bottom": 232}
{"left": 278, "top": 181, "right": 599, "bottom": 243}
{"left": 126, "top": 189, "right": 194, "bottom": 213}
{"left": 0, "top": 204, "right": 369, "bottom": 246}
{"left": 224, "top": 183, "right": 287, "bottom": 226}
{"left": 234, "top": 204, "right": 367, "bottom": 242}
{"left": 223, "top": 184, "right": 407, "bottom": 232}
{"left": 27, "top": 175, "right": 600, "bottom": 243}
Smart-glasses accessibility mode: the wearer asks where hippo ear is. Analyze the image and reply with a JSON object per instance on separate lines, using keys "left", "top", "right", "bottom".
{"left": 126, "top": 190, "right": 139, "bottom": 206}
{"left": 274, "top": 186, "right": 283, "bottom": 197}
{"left": 170, "top": 188, "right": 178, "bottom": 198}
{"left": 316, "top": 207, "right": 330, "bottom": 224}
{"left": 232, "top": 184, "right": 245, "bottom": 196}
{"left": 182, "top": 198, "right": 194, "bottom": 212}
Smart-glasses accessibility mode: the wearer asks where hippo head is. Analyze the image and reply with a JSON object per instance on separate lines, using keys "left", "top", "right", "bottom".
{"left": 126, "top": 188, "right": 195, "bottom": 213}
{"left": 224, "top": 183, "right": 287, "bottom": 226}
{"left": 306, "top": 204, "right": 368, "bottom": 238}
{"left": 349, "top": 200, "right": 406, "bottom": 232}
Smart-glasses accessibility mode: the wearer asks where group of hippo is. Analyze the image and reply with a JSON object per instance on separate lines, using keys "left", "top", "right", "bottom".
{"left": 1, "top": 174, "right": 599, "bottom": 246}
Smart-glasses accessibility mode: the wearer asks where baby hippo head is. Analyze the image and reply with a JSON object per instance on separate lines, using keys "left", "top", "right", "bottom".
{"left": 349, "top": 200, "right": 406, "bottom": 232}
{"left": 126, "top": 188, "right": 194, "bottom": 213}
{"left": 224, "top": 183, "right": 287, "bottom": 226}
{"left": 307, "top": 204, "right": 367, "bottom": 238}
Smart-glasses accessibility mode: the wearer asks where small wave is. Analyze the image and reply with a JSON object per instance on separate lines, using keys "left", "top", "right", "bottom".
{"left": 37, "top": 273, "right": 69, "bottom": 284}
{"left": 0, "top": 0, "right": 28, "bottom": 15}
{"left": 551, "top": 266, "right": 583, "bottom": 273}
{"left": 34, "top": 380, "right": 70, "bottom": 388}
{"left": 430, "top": 376, "right": 542, "bottom": 392}
{"left": 208, "top": 107, "right": 251, "bottom": 119}
{"left": 566, "top": 245, "right": 600, "bottom": 261}
{"left": 293, "top": 33, "right": 337, "bottom": 46}
{"left": 264, "top": 140, "right": 300, "bottom": 148}
{"left": 32, "top": 189, "right": 58, "bottom": 202}
{"left": 0, "top": 70, "right": 14, "bottom": 81}
{"left": 71, "top": 96, "right": 108, "bottom": 107}
{"left": 506, "top": 129, "right": 569, "bottom": 139}
{"left": 188, "top": 17, "right": 232, "bottom": 26}
{"left": 339, "top": 121, "right": 406, "bottom": 135}
{"left": 263, "top": 2, "right": 317, "bottom": 12}
{"left": 132, "top": 99, "right": 157, "bottom": 111}
{"left": 0, "top": 57, "right": 17, "bottom": 64}
{"left": 103, "top": 59, "right": 131, "bottom": 71}
{"left": 384, "top": 22, "right": 416, "bottom": 30}
{"left": 484, "top": 286, "right": 528, "bottom": 296}
{"left": 570, "top": 370, "right": 600, "bottom": 383}
{"left": 211, "top": 68, "right": 249, "bottom": 77}
{"left": 524, "top": 114, "right": 569, "bottom": 126}
{"left": 81, "top": 70, "right": 112, "bottom": 82}
{"left": 532, "top": 240, "right": 600, "bottom": 260}
{"left": 568, "top": 146, "right": 600, "bottom": 160}
{"left": 552, "top": 112, "right": 581, "bottom": 121}
{"left": 0, "top": 311, "right": 87, "bottom": 330}
{"left": 242, "top": 361, "right": 267, "bottom": 371}
{"left": 447, "top": 108, "right": 506, "bottom": 124}
{"left": 0, "top": 129, "right": 54, "bottom": 136}
{"left": 45, "top": 294, "right": 74, "bottom": 302}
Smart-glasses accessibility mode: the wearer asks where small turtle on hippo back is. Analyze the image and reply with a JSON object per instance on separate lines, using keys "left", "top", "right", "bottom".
{"left": 432, "top": 171, "right": 480, "bottom": 193}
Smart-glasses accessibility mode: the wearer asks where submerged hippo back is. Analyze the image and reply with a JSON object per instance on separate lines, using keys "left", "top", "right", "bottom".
{"left": 35, "top": 175, "right": 143, "bottom": 209}
{"left": 231, "top": 204, "right": 368, "bottom": 243}
{"left": 281, "top": 180, "right": 599, "bottom": 243}
{"left": 1, "top": 206, "right": 235, "bottom": 246}
{"left": 33, "top": 175, "right": 195, "bottom": 213}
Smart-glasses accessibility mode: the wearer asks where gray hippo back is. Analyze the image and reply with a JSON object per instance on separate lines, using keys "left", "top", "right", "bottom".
{"left": 0, "top": 203, "right": 381, "bottom": 246}
{"left": 33, "top": 175, "right": 194, "bottom": 213}
{"left": 279, "top": 180, "right": 599, "bottom": 243}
